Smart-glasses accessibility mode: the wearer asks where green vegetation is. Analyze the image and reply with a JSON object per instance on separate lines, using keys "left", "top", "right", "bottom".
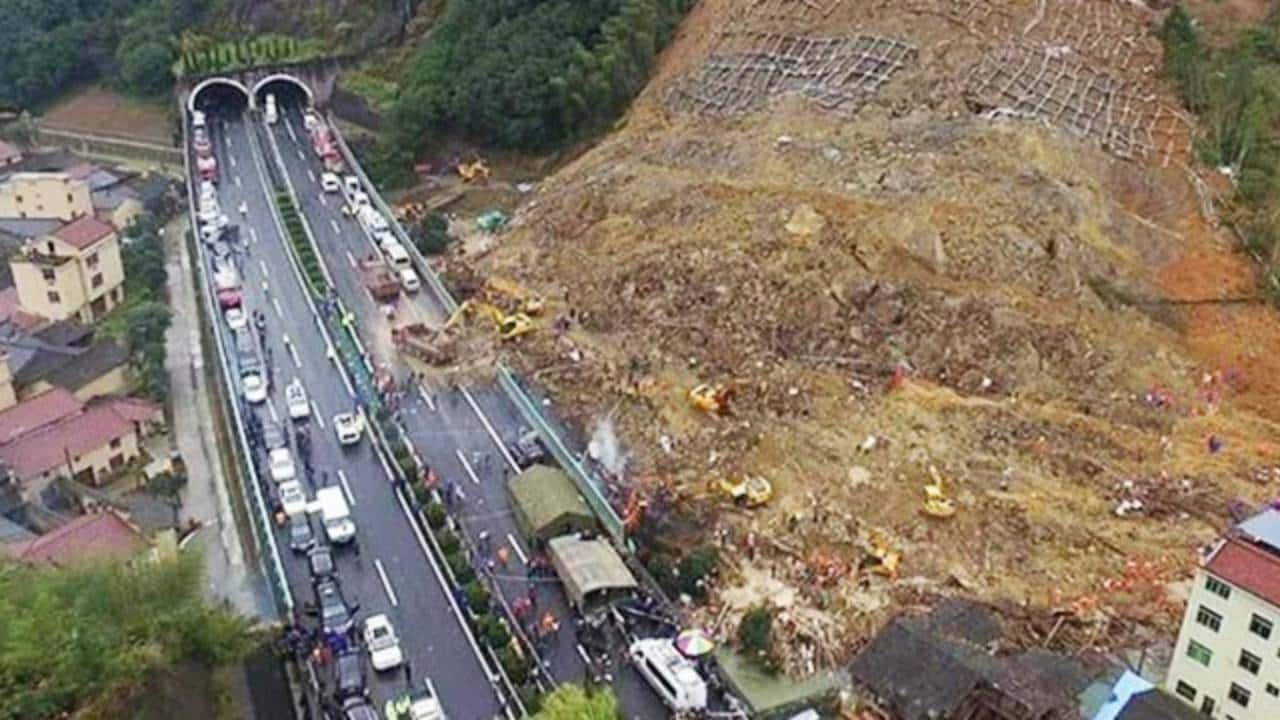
{"left": 0, "top": 0, "right": 206, "bottom": 106}
{"left": 103, "top": 214, "right": 172, "bottom": 402}
{"left": 415, "top": 212, "right": 452, "bottom": 256}
{"left": 174, "top": 34, "right": 327, "bottom": 79}
{"left": 342, "top": 69, "right": 400, "bottom": 115}
{"left": 738, "top": 605, "right": 774, "bottom": 657}
{"left": 377, "top": 0, "right": 695, "bottom": 183}
{"left": 533, "top": 685, "right": 620, "bottom": 720}
{"left": 274, "top": 193, "right": 327, "bottom": 295}
{"left": 1159, "top": 6, "right": 1280, "bottom": 298}
{"left": 646, "top": 544, "right": 718, "bottom": 601}
{"left": 0, "top": 553, "right": 254, "bottom": 718}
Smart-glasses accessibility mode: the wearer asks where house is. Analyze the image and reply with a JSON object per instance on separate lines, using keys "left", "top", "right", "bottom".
{"left": 0, "top": 387, "right": 159, "bottom": 500}
{"left": 1165, "top": 508, "right": 1280, "bottom": 720}
{"left": 9, "top": 214, "right": 125, "bottom": 322}
{"left": 0, "top": 141, "right": 21, "bottom": 169}
{"left": 3, "top": 508, "right": 147, "bottom": 566}
{"left": 0, "top": 172, "right": 93, "bottom": 221}
{"left": 0, "top": 320, "right": 130, "bottom": 403}
{"left": 849, "top": 599, "right": 1099, "bottom": 720}
{"left": 91, "top": 183, "right": 142, "bottom": 230}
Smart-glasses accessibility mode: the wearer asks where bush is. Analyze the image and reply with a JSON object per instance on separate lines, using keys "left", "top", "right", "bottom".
{"left": 438, "top": 529, "right": 461, "bottom": 556}
{"left": 446, "top": 550, "right": 475, "bottom": 585}
{"left": 415, "top": 213, "right": 451, "bottom": 256}
{"left": 677, "top": 545, "right": 718, "bottom": 600}
{"left": 481, "top": 614, "right": 511, "bottom": 649}
{"left": 464, "top": 579, "right": 490, "bottom": 614}
{"left": 424, "top": 501, "right": 447, "bottom": 530}
{"left": 499, "top": 645, "right": 530, "bottom": 686}
{"left": 738, "top": 605, "right": 773, "bottom": 657}
{"left": 412, "top": 481, "right": 433, "bottom": 507}
{"left": 397, "top": 454, "right": 418, "bottom": 480}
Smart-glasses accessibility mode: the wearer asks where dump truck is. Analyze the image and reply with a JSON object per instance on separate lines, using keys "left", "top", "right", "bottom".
{"left": 392, "top": 322, "right": 456, "bottom": 366}
{"left": 358, "top": 255, "right": 400, "bottom": 303}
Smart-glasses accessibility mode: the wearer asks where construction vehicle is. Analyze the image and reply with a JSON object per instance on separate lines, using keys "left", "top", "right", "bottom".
{"left": 482, "top": 276, "right": 546, "bottom": 316}
{"left": 922, "top": 465, "right": 957, "bottom": 518}
{"left": 392, "top": 323, "right": 456, "bottom": 366}
{"left": 446, "top": 299, "right": 534, "bottom": 340}
{"left": 359, "top": 255, "right": 401, "bottom": 302}
{"left": 456, "top": 159, "right": 490, "bottom": 183}
{"left": 860, "top": 531, "right": 901, "bottom": 580}
{"left": 688, "top": 383, "right": 732, "bottom": 415}
{"left": 718, "top": 476, "right": 772, "bottom": 507}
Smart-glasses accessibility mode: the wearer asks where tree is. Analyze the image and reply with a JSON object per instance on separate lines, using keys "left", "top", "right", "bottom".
{"left": 738, "top": 605, "right": 773, "bottom": 657}
{"left": 533, "top": 685, "right": 620, "bottom": 720}
{"left": 124, "top": 301, "right": 172, "bottom": 357}
{"left": 118, "top": 40, "right": 175, "bottom": 97}
{"left": 415, "top": 212, "right": 451, "bottom": 255}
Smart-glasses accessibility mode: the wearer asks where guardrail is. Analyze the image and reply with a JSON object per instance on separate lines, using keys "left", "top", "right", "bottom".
{"left": 327, "top": 120, "right": 628, "bottom": 550}
{"left": 182, "top": 111, "right": 293, "bottom": 615}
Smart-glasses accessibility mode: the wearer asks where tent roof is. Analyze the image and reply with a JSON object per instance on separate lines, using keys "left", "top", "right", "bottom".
{"left": 547, "top": 535, "right": 637, "bottom": 607}
{"left": 507, "top": 464, "right": 593, "bottom": 536}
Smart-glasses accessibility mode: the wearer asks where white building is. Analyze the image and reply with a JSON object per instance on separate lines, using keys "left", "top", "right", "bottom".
{"left": 1166, "top": 509, "right": 1280, "bottom": 720}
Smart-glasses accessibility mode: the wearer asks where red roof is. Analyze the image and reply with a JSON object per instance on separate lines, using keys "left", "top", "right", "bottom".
{"left": 52, "top": 215, "right": 114, "bottom": 249}
{"left": 0, "top": 393, "right": 154, "bottom": 480}
{"left": 93, "top": 395, "right": 160, "bottom": 424}
{"left": 0, "top": 387, "right": 80, "bottom": 444}
{"left": 1205, "top": 537, "right": 1280, "bottom": 607}
{"left": 4, "top": 510, "right": 145, "bottom": 565}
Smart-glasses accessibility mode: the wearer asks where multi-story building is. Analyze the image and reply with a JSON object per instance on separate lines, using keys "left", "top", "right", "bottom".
{"left": 1166, "top": 509, "right": 1280, "bottom": 720}
{"left": 9, "top": 215, "right": 125, "bottom": 322}
{"left": 0, "top": 172, "right": 92, "bottom": 221}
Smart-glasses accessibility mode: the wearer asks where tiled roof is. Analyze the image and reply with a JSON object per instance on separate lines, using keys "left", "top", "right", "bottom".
{"left": 1204, "top": 537, "right": 1280, "bottom": 607}
{"left": 0, "top": 387, "right": 80, "bottom": 444}
{"left": 1115, "top": 689, "right": 1203, "bottom": 720}
{"left": 42, "top": 341, "right": 129, "bottom": 392}
{"left": 0, "top": 287, "right": 43, "bottom": 330}
{"left": 52, "top": 215, "right": 114, "bottom": 249}
{"left": 3, "top": 510, "right": 145, "bottom": 565}
{"left": 0, "top": 399, "right": 138, "bottom": 479}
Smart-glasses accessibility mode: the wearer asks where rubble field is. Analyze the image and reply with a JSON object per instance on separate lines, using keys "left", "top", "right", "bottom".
{"left": 434, "top": 0, "right": 1280, "bottom": 674}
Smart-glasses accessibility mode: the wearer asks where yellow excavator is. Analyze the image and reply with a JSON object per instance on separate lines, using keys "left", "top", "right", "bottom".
{"left": 718, "top": 476, "right": 773, "bottom": 508}
{"left": 457, "top": 159, "right": 490, "bottom": 183}
{"left": 922, "top": 465, "right": 957, "bottom": 518}
{"left": 483, "top": 276, "right": 546, "bottom": 316}
{"left": 862, "top": 531, "right": 901, "bottom": 580}
{"left": 446, "top": 299, "right": 534, "bottom": 340}
{"left": 688, "top": 383, "right": 733, "bottom": 415}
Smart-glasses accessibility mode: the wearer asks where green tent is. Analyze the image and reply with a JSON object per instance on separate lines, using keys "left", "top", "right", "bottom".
{"left": 506, "top": 464, "right": 596, "bottom": 543}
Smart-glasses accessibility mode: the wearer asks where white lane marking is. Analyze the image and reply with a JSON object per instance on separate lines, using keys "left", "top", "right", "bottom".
{"left": 286, "top": 118, "right": 298, "bottom": 143}
{"left": 461, "top": 388, "right": 519, "bottom": 470}
{"left": 312, "top": 404, "right": 325, "bottom": 427}
{"left": 272, "top": 297, "right": 284, "bottom": 318}
{"left": 506, "top": 533, "right": 528, "bottom": 565}
{"left": 229, "top": 154, "right": 237, "bottom": 168}
{"left": 284, "top": 337, "right": 301, "bottom": 368}
{"left": 318, "top": 192, "right": 327, "bottom": 207}
{"left": 307, "top": 168, "right": 316, "bottom": 183}
{"left": 234, "top": 175, "right": 242, "bottom": 188}
{"left": 330, "top": 218, "right": 340, "bottom": 234}
{"left": 417, "top": 382, "right": 436, "bottom": 412}
{"left": 456, "top": 449, "right": 481, "bottom": 485}
{"left": 337, "top": 469, "right": 356, "bottom": 507}
{"left": 259, "top": 259, "right": 269, "bottom": 277}
{"left": 345, "top": 251, "right": 357, "bottom": 269}
{"left": 575, "top": 644, "right": 591, "bottom": 665}
{"left": 266, "top": 399, "right": 279, "bottom": 424}
{"left": 374, "top": 558, "right": 399, "bottom": 608}
{"left": 297, "top": 148, "right": 306, "bottom": 160}
{"left": 249, "top": 226, "right": 259, "bottom": 244}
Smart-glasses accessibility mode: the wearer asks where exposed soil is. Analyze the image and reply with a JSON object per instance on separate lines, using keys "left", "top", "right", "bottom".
{"left": 41, "top": 85, "right": 172, "bottom": 144}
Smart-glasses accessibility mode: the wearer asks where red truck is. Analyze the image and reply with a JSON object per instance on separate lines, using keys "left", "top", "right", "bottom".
{"left": 306, "top": 111, "right": 344, "bottom": 174}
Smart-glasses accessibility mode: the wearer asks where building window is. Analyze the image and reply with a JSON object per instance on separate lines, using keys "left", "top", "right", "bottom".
{"left": 1196, "top": 606, "right": 1223, "bottom": 632}
{"left": 1206, "top": 576, "right": 1232, "bottom": 599}
{"left": 109, "top": 437, "right": 121, "bottom": 450}
{"left": 40, "top": 268, "right": 55, "bottom": 282}
{"left": 1250, "top": 614, "right": 1272, "bottom": 639}
{"left": 1188, "top": 640, "right": 1213, "bottom": 666}
{"left": 46, "top": 241, "right": 55, "bottom": 254}
{"left": 109, "top": 454, "right": 124, "bottom": 470}
{"left": 1175, "top": 681, "right": 1197, "bottom": 701}
{"left": 46, "top": 291, "right": 60, "bottom": 304}
{"left": 1239, "top": 649, "right": 1261, "bottom": 675}
{"left": 86, "top": 252, "right": 98, "bottom": 268}
{"left": 91, "top": 273, "right": 103, "bottom": 289}
{"left": 1266, "top": 684, "right": 1279, "bottom": 697}
{"left": 66, "top": 193, "right": 73, "bottom": 204}
{"left": 1228, "top": 683, "right": 1251, "bottom": 707}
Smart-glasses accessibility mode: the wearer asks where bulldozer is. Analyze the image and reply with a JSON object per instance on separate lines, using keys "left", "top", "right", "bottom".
{"left": 446, "top": 299, "right": 534, "bottom": 340}
{"left": 688, "top": 383, "right": 732, "bottom": 415}
{"left": 482, "top": 276, "right": 546, "bottom": 316}
{"left": 718, "top": 476, "right": 772, "bottom": 508}
{"left": 922, "top": 465, "right": 957, "bottom": 518}
{"left": 456, "top": 159, "right": 490, "bottom": 183}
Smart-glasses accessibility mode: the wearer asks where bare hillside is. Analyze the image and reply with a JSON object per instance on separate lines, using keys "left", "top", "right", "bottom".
{"left": 441, "top": 0, "right": 1280, "bottom": 672}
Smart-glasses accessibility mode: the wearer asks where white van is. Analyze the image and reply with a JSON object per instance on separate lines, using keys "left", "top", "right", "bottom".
{"left": 628, "top": 638, "right": 708, "bottom": 713}
{"left": 343, "top": 175, "right": 361, "bottom": 196}
{"left": 399, "top": 268, "right": 421, "bottom": 293}
{"left": 384, "top": 243, "right": 411, "bottom": 269}
{"left": 192, "top": 110, "right": 206, "bottom": 129}
{"left": 264, "top": 94, "right": 278, "bottom": 125}
{"left": 315, "top": 486, "right": 355, "bottom": 544}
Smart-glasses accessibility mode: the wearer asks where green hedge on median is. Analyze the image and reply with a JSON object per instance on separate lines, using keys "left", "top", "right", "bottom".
{"left": 273, "top": 192, "right": 326, "bottom": 296}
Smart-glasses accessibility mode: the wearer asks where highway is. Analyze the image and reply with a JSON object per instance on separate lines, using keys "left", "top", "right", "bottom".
{"left": 193, "top": 103, "right": 507, "bottom": 720}
{"left": 264, "top": 103, "right": 671, "bottom": 719}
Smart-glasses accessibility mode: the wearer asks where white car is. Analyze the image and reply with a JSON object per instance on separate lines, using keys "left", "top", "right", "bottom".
{"left": 224, "top": 307, "right": 248, "bottom": 331}
{"left": 363, "top": 614, "right": 404, "bottom": 671}
{"left": 269, "top": 448, "right": 297, "bottom": 484}
{"left": 242, "top": 372, "right": 268, "bottom": 404}
{"left": 399, "top": 268, "right": 421, "bottom": 293}
{"left": 344, "top": 175, "right": 361, "bottom": 196}
{"left": 278, "top": 480, "right": 308, "bottom": 517}
{"left": 333, "top": 413, "right": 364, "bottom": 446}
{"left": 321, "top": 172, "right": 341, "bottom": 193}
{"left": 285, "top": 379, "right": 310, "bottom": 420}
{"left": 352, "top": 190, "right": 370, "bottom": 207}
{"left": 375, "top": 230, "right": 397, "bottom": 250}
